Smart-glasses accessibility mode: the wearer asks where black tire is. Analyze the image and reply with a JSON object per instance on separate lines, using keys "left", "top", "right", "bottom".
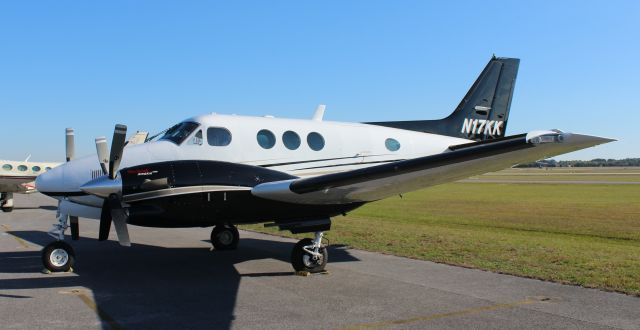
{"left": 42, "top": 241, "right": 75, "bottom": 272}
{"left": 210, "top": 225, "right": 239, "bottom": 250}
{"left": 291, "top": 238, "right": 328, "bottom": 273}
{"left": 1, "top": 207, "right": 12, "bottom": 213}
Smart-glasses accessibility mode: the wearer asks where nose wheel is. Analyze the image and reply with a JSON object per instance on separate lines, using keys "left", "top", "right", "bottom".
{"left": 291, "top": 232, "right": 328, "bottom": 273}
{"left": 42, "top": 241, "right": 75, "bottom": 272}
{"left": 210, "top": 224, "right": 239, "bottom": 250}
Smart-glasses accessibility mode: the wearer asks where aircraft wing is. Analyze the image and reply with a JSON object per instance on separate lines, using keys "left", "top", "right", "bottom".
{"left": 251, "top": 131, "right": 614, "bottom": 205}
{"left": 0, "top": 176, "right": 37, "bottom": 193}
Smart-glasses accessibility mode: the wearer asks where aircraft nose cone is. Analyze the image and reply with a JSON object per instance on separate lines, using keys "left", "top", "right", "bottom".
{"left": 80, "top": 176, "right": 122, "bottom": 198}
{"left": 36, "top": 165, "right": 65, "bottom": 197}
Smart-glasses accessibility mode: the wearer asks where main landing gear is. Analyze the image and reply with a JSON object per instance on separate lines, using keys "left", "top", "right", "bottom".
{"left": 1, "top": 192, "right": 13, "bottom": 212}
{"left": 41, "top": 213, "right": 76, "bottom": 272}
{"left": 291, "top": 232, "right": 327, "bottom": 273}
{"left": 210, "top": 224, "right": 240, "bottom": 250}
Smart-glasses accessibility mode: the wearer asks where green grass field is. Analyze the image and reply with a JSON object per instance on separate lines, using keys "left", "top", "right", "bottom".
{"left": 467, "top": 167, "right": 640, "bottom": 182}
{"left": 241, "top": 168, "right": 640, "bottom": 296}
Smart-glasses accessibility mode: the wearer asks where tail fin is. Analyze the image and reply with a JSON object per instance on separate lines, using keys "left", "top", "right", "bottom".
{"left": 367, "top": 56, "right": 520, "bottom": 141}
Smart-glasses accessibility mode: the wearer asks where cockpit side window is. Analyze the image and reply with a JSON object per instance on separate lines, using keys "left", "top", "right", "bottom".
{"left": 160, "top": 122, "right": 200, "bottom": 145}
{"left": 187, "top": 130, "right": 203, "bottom": 146}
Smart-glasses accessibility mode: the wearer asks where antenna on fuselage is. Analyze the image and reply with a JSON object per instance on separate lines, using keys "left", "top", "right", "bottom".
{"left": 312, "top": 104, "right": 326, "bottom": 121}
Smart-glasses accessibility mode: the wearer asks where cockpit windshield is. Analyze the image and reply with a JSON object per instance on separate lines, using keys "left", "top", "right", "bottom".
{"left": 159, "top": 122, "right": 200, "bottom": 145}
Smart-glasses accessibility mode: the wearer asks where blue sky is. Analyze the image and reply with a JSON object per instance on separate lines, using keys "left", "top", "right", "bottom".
{"left": 1, "top": 1, "right": 638, "bottom": 162}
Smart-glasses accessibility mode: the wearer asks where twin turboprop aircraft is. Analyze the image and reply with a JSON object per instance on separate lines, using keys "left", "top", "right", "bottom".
{"left": 35, "top": 57, "right": 613, "bottom": 273}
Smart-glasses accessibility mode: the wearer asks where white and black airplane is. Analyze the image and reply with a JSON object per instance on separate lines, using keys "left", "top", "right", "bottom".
{"left": 35, "top": 57, "right": 613, "bottom": 273}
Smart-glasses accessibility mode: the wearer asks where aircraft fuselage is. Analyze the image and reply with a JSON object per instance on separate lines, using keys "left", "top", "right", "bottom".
{"left": 36, "top": 113, "right": 470, "bottom": 227}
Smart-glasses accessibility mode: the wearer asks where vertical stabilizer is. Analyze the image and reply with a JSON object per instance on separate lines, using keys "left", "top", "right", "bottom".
{"left": 367, "top": 56, "right": 520, "bottom": 141}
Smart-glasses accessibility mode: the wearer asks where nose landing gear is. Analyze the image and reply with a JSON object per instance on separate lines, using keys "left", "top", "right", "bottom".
{"left": 41, "top": 213, "right": 75, "bottom": 272}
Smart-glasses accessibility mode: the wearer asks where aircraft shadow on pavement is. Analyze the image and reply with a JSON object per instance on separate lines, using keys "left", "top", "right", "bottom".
{"left": 0, "top": 230, "right": 359, "bottom": 329}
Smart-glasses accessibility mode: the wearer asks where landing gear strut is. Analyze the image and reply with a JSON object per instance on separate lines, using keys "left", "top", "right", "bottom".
{"left": 210, "top": 224, "right": 239, "bottom": 250}
{"left": 291, "top": 231, "right": 327, "bottom": 273}
{"left": 1, "top": 192, "right": 13, "bottom": 212}
{"left": 41, "top": 213, "right": 75, "bottom": 272}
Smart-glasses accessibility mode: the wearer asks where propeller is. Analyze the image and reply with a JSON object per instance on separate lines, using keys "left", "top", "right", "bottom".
{"left": 97, "top": 192, "right": 131, "bottom": 246}
{"left": 70, "top": 216, "right": 79, "bottom": 240}
{"left": 95, "top": 136, "right": 109, "bottom": 175}
{"left": 83, "top": 124, "right": 131, "bottom": 247}
{"left": 109, "top": 124, "right": 127, "bottom": 180}
{"left": 65, "top": 128, "right": 75, "bottom": 161}
{"left": 64, "top": 128, "right": 80, "bottom": 240}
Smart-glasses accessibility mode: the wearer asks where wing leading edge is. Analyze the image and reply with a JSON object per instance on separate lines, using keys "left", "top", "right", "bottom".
{"left": 251, "top": 131, "right": 614, "bottom": 205}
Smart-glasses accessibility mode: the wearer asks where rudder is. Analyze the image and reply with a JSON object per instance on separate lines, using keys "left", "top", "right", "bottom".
{"left": 367, "top": 56, "right": 520, "bottom": 141}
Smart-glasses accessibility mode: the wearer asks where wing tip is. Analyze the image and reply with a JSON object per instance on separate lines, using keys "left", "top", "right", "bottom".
{"left": 564, "top": 133, "right": 617, "bottom": 146}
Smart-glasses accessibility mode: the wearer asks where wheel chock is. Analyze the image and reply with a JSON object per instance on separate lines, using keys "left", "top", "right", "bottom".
{"left": 41, "top": 267, "right": 74, "bottom": 274}
{"left": 294, "top": 270, "right": 330, "bottom": 277}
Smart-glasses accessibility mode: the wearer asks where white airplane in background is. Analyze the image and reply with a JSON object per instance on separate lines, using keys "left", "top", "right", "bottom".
{"left": 0, "top": 158, "right": 61, "bottom": 212}
{"left": 0, "top": 131, "right": 149, "bottom": 212}
{"left": 35, "top": 56, "right": 614, "bottom": 273}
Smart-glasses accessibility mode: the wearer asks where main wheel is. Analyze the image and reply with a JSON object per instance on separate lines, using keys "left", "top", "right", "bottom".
{"left": 291, "top": 238, "right": 328, "bottom": 273}
{"left": 1, "top": 207, "right": 12, "bottom": 213}
{"left": 210, "top": 225, "right": 239, "bottom": 250}
{"left": 42, "top": 241, "right": 75, "bottom": 272}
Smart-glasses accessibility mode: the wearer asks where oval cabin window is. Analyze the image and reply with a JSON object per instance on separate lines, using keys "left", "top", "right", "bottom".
{"left": 257, "top": 129, "right": 276, "bottom": 149}
{"left": 385, "top": 138, "right": 401, "bottom": 151}
{"left": 307, "top": 132, "right": 325, "bottom": 151}
{"left": 32, "top": 166, "right": 41, "bottom": 172}
{"left": 282, "top": 131, "right": 301, "bottom": 150}
{"left": 17, "top": 165, "right": 28, "bottom": 171}
{"left": 2, "top": 164, "right": 13, "bottom": 171}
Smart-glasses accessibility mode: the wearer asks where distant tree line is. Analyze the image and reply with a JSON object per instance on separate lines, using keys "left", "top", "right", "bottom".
{"left": 515, "top": 158, "right": 640, "bottom": 168}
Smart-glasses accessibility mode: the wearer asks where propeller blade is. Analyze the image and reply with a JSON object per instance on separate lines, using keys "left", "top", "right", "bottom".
{"left": 109, "top": 124, "right": 127, "bottom": 180}
{"left": 70, "top": 216, "right": 79, "bottom": 240}
{"left": 95, "top": 136, "right": 109, "bottom": 175}
{"left": 65, "top": 128, "right": 75, "bottom": 162}
{"left": 98, "top": 199, "right": 112, "bottom": 241}
{"left": 108, "top": 194, "right": 131, "bottom": 247}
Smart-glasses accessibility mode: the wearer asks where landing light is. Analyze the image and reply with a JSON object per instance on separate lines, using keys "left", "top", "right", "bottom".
{"left": 530, "top": 134, "right": 561, "bottom": 144}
